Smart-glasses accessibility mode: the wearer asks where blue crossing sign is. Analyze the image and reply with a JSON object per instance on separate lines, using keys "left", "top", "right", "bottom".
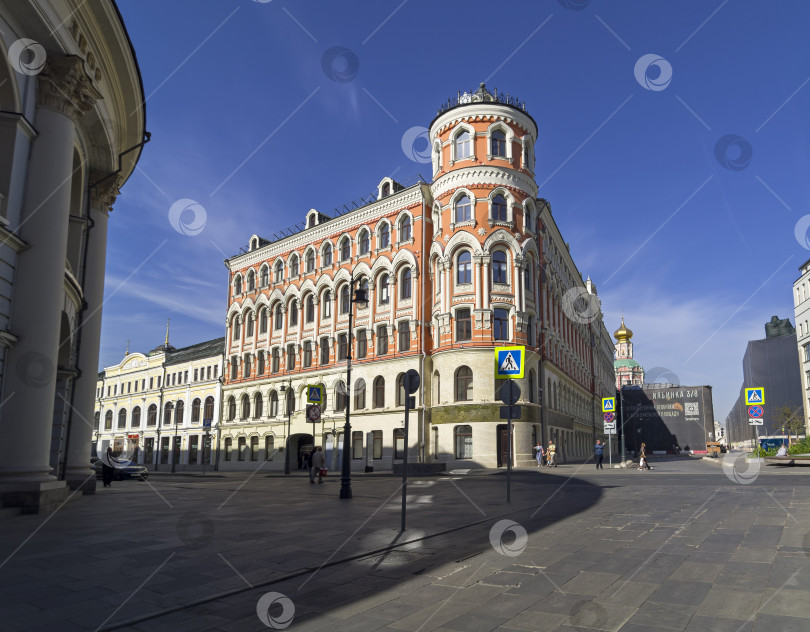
{"left": 495, "top": 346, "right": 525, "bottom": 379}
{"left": 602, "top": 397, "right": 615, "bottom": 413}
{"left": 306, "top": 385, "right": 323, "bottom": 404}
{"left": 745, "top": 388, "right": 765, "bottom": 406}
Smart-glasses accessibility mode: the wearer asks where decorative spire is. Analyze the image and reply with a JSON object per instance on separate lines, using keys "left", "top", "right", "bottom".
{"left": 165, "top": 318, "right": 170, "bottom": 346}
{"left": 125, "top": 340, "right": 130, "bottom": 356}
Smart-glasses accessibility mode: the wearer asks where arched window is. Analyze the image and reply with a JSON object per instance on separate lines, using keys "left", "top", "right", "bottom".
{"left": 379, "top": 274, "right": 390, "bottom": 304}
{"left": 382, "top": 182, "right": 390, "bottom": 197}
{"left": 455, "top": 195, "right": 471, "bottom": 223}
{"left": 492, "top": 251, "right": 508, "bottom": 284}
{"left": 396, "top": 373, "right": 406, "bottom": 407}
{"left": 491, "top": 130, "right": 506, "bottom": 157}
{"left": 379, "top": 223, "right": 390, "bottom": 248}
{"left": 306, "top": 250, "right": 315, "bottom": 273}
{"left": 335, "top": 381, "right": 347, "bottom": 411}
{"left": 224, "top": 438, "right": 232, "bottom": 461}
{"left": 399, "top": 216, "right": 412, "bottom": 242}
{"left": 259, "top": 307, "right": 268, "bottom": 333}
{"left": 234, "top": 275, "right": 242, "bottom": 295}
{"left": 118, "top": 408, "right": 127, "bottom": 429}
{"left": 274, "top": 304, "right": 283, "bottom": 329}
{"left": 289, "top": 302, "right": 298, "bottom": 327}
{"left": 231, "top": 315, "right": 241, "bottom": 340}
{"left": 270, "top": 391, "right": 278, "bottom": 417}
{"left": 457, "top": 251, "right": 472, "bottom": 284}
{"left": 455, "top": 130, "right": 471, "bottom": 159}
{"left": 340, "top": 238, "right": 351, "bottom": 261}
{"left": 359, "top": 278, "right": 369, "bottom": 304}
{"left": 359, "top": 230, "right": 370, "bottom": 255}
{"left": 373, "top": 376, "right": 385, "bottom": 408}
{"left": 105, "top": 410, "right": 113, "bottom": 429}
{"left": 251, "top": 436, "right": 259, "bottom": 460}
{"left": 265, "top": 436, "right": 274, "bottom": 459}
{"left": 355, "top": 379, "right": 366, "bottom": 409}
{"left": 228, "top": 396, "right": 236, "bottom": 421}
{"left": 433, "top": 371, "right": 440, "bottom": 405}
{"left": 340, "top": 284, "right": 350, "bottom": 314}
{"left": 247, "top": 270, "right": 255, "bottom": 291}
{"left": 492, "top": 195, "right": 507, "bottom": 222}
{"left": 455, "top": 425, "right": 473, "bottom": 459}
{"left": 191, "top": 398, "right": 201, "bottom": 423}
{"left": 163, "top": 402, "right": 173, "bottom": 425}
{"left": 241, "top": 394, "right": 250, "bottom": 420}
{"left": 175, "top": 400, "right": 184, "bottom": 425}
{"left": 131, "top": 407, "right": 141, "bottom": 427}
{"left": 260, "top": 265, "right": 269, "bottom": 287}
{"left": 286, "top": 388, "right": 295, "bottom": 414}
{"left": 323, "top": 243, "right": 333, "bottom": 267}
{"left": 528, "top": 370, "right": 535, "bottom": 404}
{"left": 305, "top": 296, "right": 315, "bottom": 323}
{"left": 401, "top": 268, "right": 412, "bottom": 299}
{"left": 204, "top": 397, "right": 214, "bottom": 420}
{"left": 290, "top": 255, "right": 299, "bottom": 277}
{"left": 274, "top": 261, "right": 284, "bottom": 283}
{"left": 246, "top": 313, "right": 254, "bottom": 337}
{"left": 455, "top": 366, "right": 473, "bottom": 401}
{"left": 238, "top": 437, "right": 246, "bottom": 461}
{"left": 147, "top": 404, "right": 157, "bottom": 426}
{"left": 322, "top": 291, "right": 332, "bottom": 318}
{"left": 254, "top": 393, "right": 263, "bottom": 418}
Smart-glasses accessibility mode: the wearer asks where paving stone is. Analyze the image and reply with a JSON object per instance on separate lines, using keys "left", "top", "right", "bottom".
{"left": 684, "top": 616, "right": 754, "bottom": 632}
{"left": 695, "top": 586, "right": 762, "bottom": 619}
{"left": 559, "top": 572, "right": 621, "bottom": 596}
{"left": 752, "top": 613, "right": 810, "bottom": 631}
{"left": 756, "top": 588, "right": 810, "bottom": 618}
{"left": 623, "top": 601, "right": 696, "bottom": 631}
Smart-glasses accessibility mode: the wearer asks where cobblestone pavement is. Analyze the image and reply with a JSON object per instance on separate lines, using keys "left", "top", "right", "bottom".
{"left": 1, "top": 454, "right": 809, "bottom": 631}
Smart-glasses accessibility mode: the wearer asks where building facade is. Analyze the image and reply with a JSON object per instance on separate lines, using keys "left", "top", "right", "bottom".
{"left": 0, "top": 2, "right": 146, "bottom": 512}
{"left": 94, "top": 336, "right": 224, "bottom": 469}
{"left": 793, "top": 259, "right": 810, "bottom": 435}
{"left": 220, "top": 84, "right": 615, "bottom": 471}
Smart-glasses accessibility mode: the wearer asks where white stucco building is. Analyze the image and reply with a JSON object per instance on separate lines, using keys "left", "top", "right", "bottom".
{"left": 793, "top": 258, "right": 810, "bottom": 434}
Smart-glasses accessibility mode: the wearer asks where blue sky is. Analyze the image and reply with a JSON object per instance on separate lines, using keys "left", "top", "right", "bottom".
{"left": 104, "top": 0, "right": 810, "bottom": 424}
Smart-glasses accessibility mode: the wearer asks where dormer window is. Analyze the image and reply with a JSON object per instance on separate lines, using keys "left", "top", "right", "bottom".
{"left": 382, "top": 183, "right": 390, "bottom": 197}
{"left": 250, "top": 238, "right": 258, "bottom": 250}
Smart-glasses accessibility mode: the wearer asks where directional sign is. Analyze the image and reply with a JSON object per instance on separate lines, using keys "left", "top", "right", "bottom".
{"left": 604, "top": 421, "right": 616, "bottom": 431}
{"left": 602, "top": 397, "right": 615, "bottom": 413}
{"left": 604, "top": 412, "right": 615, "bottom": 423}
{"left": 495, "top": 346, "right": 525, "bottom": 379}
{"left": 306, "top": 404, "right": 321, "bottom": 422}
{"left": 748, "top": 418, "right": 764, "bottom": 426}
{"left": 745, "top": 388, "right": 765, "bottom": 406}
{"left": 747, "top": 405, "right": 763, "bottom": 418}
{"left": 307, "top": 385, "right": 323, "bottom": 404}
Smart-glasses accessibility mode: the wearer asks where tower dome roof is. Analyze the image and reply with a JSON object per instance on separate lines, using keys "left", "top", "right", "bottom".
{"left": 614, "top": 317, "right": 633, "bottom": 342}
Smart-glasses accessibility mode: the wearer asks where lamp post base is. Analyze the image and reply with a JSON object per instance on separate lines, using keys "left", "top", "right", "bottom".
{"left": 339, "top": 483, "right": 352, "bottom": 499}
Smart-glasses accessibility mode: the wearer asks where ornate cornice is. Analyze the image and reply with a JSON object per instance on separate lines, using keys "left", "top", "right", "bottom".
{"left": 37, "top": 55, "right": 102, "bottom": 120}
{"left": 430, "top": 166, "right": 538, "bottom": 201}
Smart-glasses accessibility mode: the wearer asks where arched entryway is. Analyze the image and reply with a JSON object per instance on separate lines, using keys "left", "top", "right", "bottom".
{"left": 292, "top": 433, "right": 313, "bottom": 471}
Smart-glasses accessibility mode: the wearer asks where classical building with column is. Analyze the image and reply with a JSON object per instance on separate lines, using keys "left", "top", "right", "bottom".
{"left": 221, "top": 84, "right": 615, "bottom": 471}
{"left": 0, "top": 2, "right": 146, "bottom": 512}
{"left": 793, "top": 259, "right": 810, "bottom": 435}
{"left": 94, "top": 335, "right": 224, "bottom": 471}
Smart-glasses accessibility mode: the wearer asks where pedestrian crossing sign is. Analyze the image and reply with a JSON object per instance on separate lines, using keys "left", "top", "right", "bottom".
{"left": 744, "top": 388, "right": 765, "bottom": 406}
{"left": 307, "top": 385, "right": 323, "bottom": 404}
{"left": 602, "top": 397, "right": 615, "bottom": 413}
{"left": 494, "top": 346, "right": 525, "bottom": 379}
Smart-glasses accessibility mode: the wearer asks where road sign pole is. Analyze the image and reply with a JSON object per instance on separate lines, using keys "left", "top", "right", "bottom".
{"left": 507, "top": 382, "right": 512, "bottom": 504}
{"left": 609, "top": 432, "right": 612, "bottom": 469}
{"left": 400, "top": 369, "right": 420, "bottom": 532}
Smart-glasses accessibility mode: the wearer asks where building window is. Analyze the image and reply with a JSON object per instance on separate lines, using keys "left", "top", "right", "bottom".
{"left": 204, "top": 397, "right": 214, "bottom": 421}
{"left": 455, "top": 131, "right": 471, "bottom": 159}
{"left": 335, "top": 382, "right": 346, "bottom": 412}
{"left": 265, "top": 436, "right": 274, "bottom": 459}
{"left": 394, "top": 428, "right": 405, "bottom": 459}
{"left": 380, "top": 274, "right": 389, "bottom": 304}
{"left": 247, "top": 270, "right": 255, "bottom": 291}
{"left": 455, "top": 425, "right": 473, "bottom": 459}
{"left": 287, "top": 344, "right": 296, "bottom": 370}
{"left": 258, "top": 308, "right": 267, "bottom": 334}
{"left": 492, "top": 251, "right": 508, "bottom": 284}
{"left": 118, "top": 408, "right": 127, "bottom": 429}
{"left": 254, "top": 393, "right": 263, "bottom": 418}
{"left": 399, "top": 216, "right": 412, "bottom": 242}
{"left": 379, "top": 223, "right": 390, "bottom": 248}
{"left": 377, "top": 325, "right": 388, "bottom": 355}
{"left": 275, "top": 304, "right": 283, "bottom": 329}
{"left": 396, "top": 373, "right": 407, "bottom": 406}
{"left": 104, "top": 410, "right": 113, "bottom": 429}
{"left": 340, "top": 238, "right": 351, "bottom": 261}
{"left": 355, "top": 379, "right": 366, "bottom": 409}
{"left": 491, "top": 130, "right": 506, "bottom": 157}
{"left": 372, "top": 430, "right": 383, "bottom": 459}
{"left": 323, "top": 292, "right": 332, "bottom": 318}
{"left": 457, "top": 251, "right": 472, "bottom": 284}
{"left": 398, "top": 321, "right": 410, "bottom": 352}
{"left": 271, "top": 348, "right": 280, "bottom": 373}
{"left": 234, "top": 275, "right": 242, "bottom": 295}
{"left": 359, "top": 230, "right": 369, "bottom": 255}
{"left": 805, "top": 343, "right": 810, "bottom": 362}
{"left": 238, "top": 437, "right": 246, "bottom": 461}
{"left": 323, "top": 243, "right": 333, "bottom": 267}
{"left": 290, "top": 255, "right": 299, "bottom": 277}
{"left": 270, "top": 391, "right": 278, "bottom": 417}
{"left": 260, "top": 266, "right": 269, "bottom": 287}
{"left": 340, "top": 285, "right": 350, "bottom": 314}
{"left": 164, "top": 402, "right": 173, "bottom": 425}
{"left": 147, "top": 404, "right": 157, "bottom": 427}
{"left": 492, "top": 195, "right": 507, "bottom": 222}
{"left": 529, "top": 369, "right": 536, "bottom": 403}
{"left": 317, "top": 337, "right": 328, "bottom": 365}
{"left": 456, "top": 308, "right": 471, "bottom": 341}
{"left": 455, "top": 194, "right": 471, "bottom": 222}
{"left": 239, "top": 395, "right": 249, "bottom": 420}
{"left": 244, "top": 353, "right": 251, "bottom": 378}
{"left": 455, "top": 366, "right": 473, "bottom": 401}
{"left": 494, "top": 308, "right": 509, "bottom": 340}
{"left": 357, "top": 329, "right": 367, "bottom": 358}
{"left": 232, "top": 317, "right": 240, "bottom": 340}
{"left": 175, "top": 401, "right": 184, "bottom": 426}
{"left": 305, "top": 296, "right": 315, "bottom": 323}
{"left": 191, "top": 399, "right": 201, "bottom": 423}
{"left": 257, "top": 350, "right": 265, "bottom": 375}
{"left": 303, "top": 341, "right": 312, "bottom": 368}
{"left": 373, "top": 376, "right": 385, "bottom": 408}
{"left": 251, "top": 436, "right": 259, "bottom": 460}
{"left": 352, "top": 431, "right": 363, "bottom": 459}
{"left": 338, "top": 333, "right": 348, "bottom": 361}
{"left": 306, "top": 250, "right": 315, "bottom": 273}
{"left": 401, "top": 268, "right": 411, "bottom": 299}
{"left": 274, "top": 261, "right": 284, "bottom": 283}
{"left": 286, "top": 388, "right": 295, "bottom": 415}
{"left": 225, "top": 438, "right": 232, "bottom": 461}
{"left": 289, "top": 302, "right": 298, "bottom": 327}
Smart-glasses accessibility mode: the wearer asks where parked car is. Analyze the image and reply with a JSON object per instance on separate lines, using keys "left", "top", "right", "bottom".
{"left": 92, "top": 460, "right": 148, "bottom": 481}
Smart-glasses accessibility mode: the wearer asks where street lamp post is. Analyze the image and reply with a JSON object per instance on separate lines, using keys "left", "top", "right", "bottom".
{"left": 171, "top": 403, "right": 179, "bottom": 473}
{"left": 340, "top": 275, "right": 368, "bottom": 500}
{"left": 280, "top": 378, "right": 293, "bottom": 475}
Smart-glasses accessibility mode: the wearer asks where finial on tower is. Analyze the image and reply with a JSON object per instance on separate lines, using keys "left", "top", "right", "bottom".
{"left": 125, "top": 340, "right": 130, "bottom": 356}
{"left": 165, "top": 318, "right": 170, "bottom": 346}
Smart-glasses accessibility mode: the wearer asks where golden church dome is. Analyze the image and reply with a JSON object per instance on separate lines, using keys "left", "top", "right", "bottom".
{"left": 614, "top": 317, "right": 633, "bottom": 342}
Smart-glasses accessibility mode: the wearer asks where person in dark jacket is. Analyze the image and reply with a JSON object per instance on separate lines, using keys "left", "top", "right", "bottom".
{"left": 102, "top": 447, "right": 114, "bottom": 487}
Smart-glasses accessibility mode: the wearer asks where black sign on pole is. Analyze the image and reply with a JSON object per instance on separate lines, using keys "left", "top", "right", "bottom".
{"left": 401, "top": 369, "right": 420, "bottom": 532}
{"left": 499, "top": 379, "right": 521, "bottom": 503}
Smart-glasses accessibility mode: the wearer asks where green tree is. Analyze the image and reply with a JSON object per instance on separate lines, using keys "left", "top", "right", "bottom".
{"left": 774, "top": 405, "right": 804, "bottom": 445}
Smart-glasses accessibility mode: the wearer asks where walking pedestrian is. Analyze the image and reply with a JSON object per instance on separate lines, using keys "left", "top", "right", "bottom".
{"left": 102, "top": 447, "right": 114, "bottom": 487}
{"left": 534, "top": 443, "right": 544, "bottom": 467}
{"left": 310, "top": 447, "right": 326, "bottom": 484}
{"left": 547, "top": 440, "right": 557, "bottom": 467}
{"left": 639, "top": 443, "right": 651, "bottom": 470}
{"left": 595, "top": 440, "right": 604, "bottom": 469}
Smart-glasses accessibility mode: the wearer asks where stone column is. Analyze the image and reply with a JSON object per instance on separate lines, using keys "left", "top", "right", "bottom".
{"left": 515, "top": 255, "right": 524, "bottom": 313}
{"left": 0, "top": 56, "right": 100, "bottom": 509}
{"left": 482, "top": 258, "right": 490, "bottom": 307}
{"left": 411, "top": 267, "right": 418, "bottom": 321}
{"left": 64, "top": 173, "right": 119, "bottom": 491}
{"left": 442, "top": 257, "right": 451, "bottom": 314}
{"left": 473, "top": 256, "right": 482, "bottom": 310}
